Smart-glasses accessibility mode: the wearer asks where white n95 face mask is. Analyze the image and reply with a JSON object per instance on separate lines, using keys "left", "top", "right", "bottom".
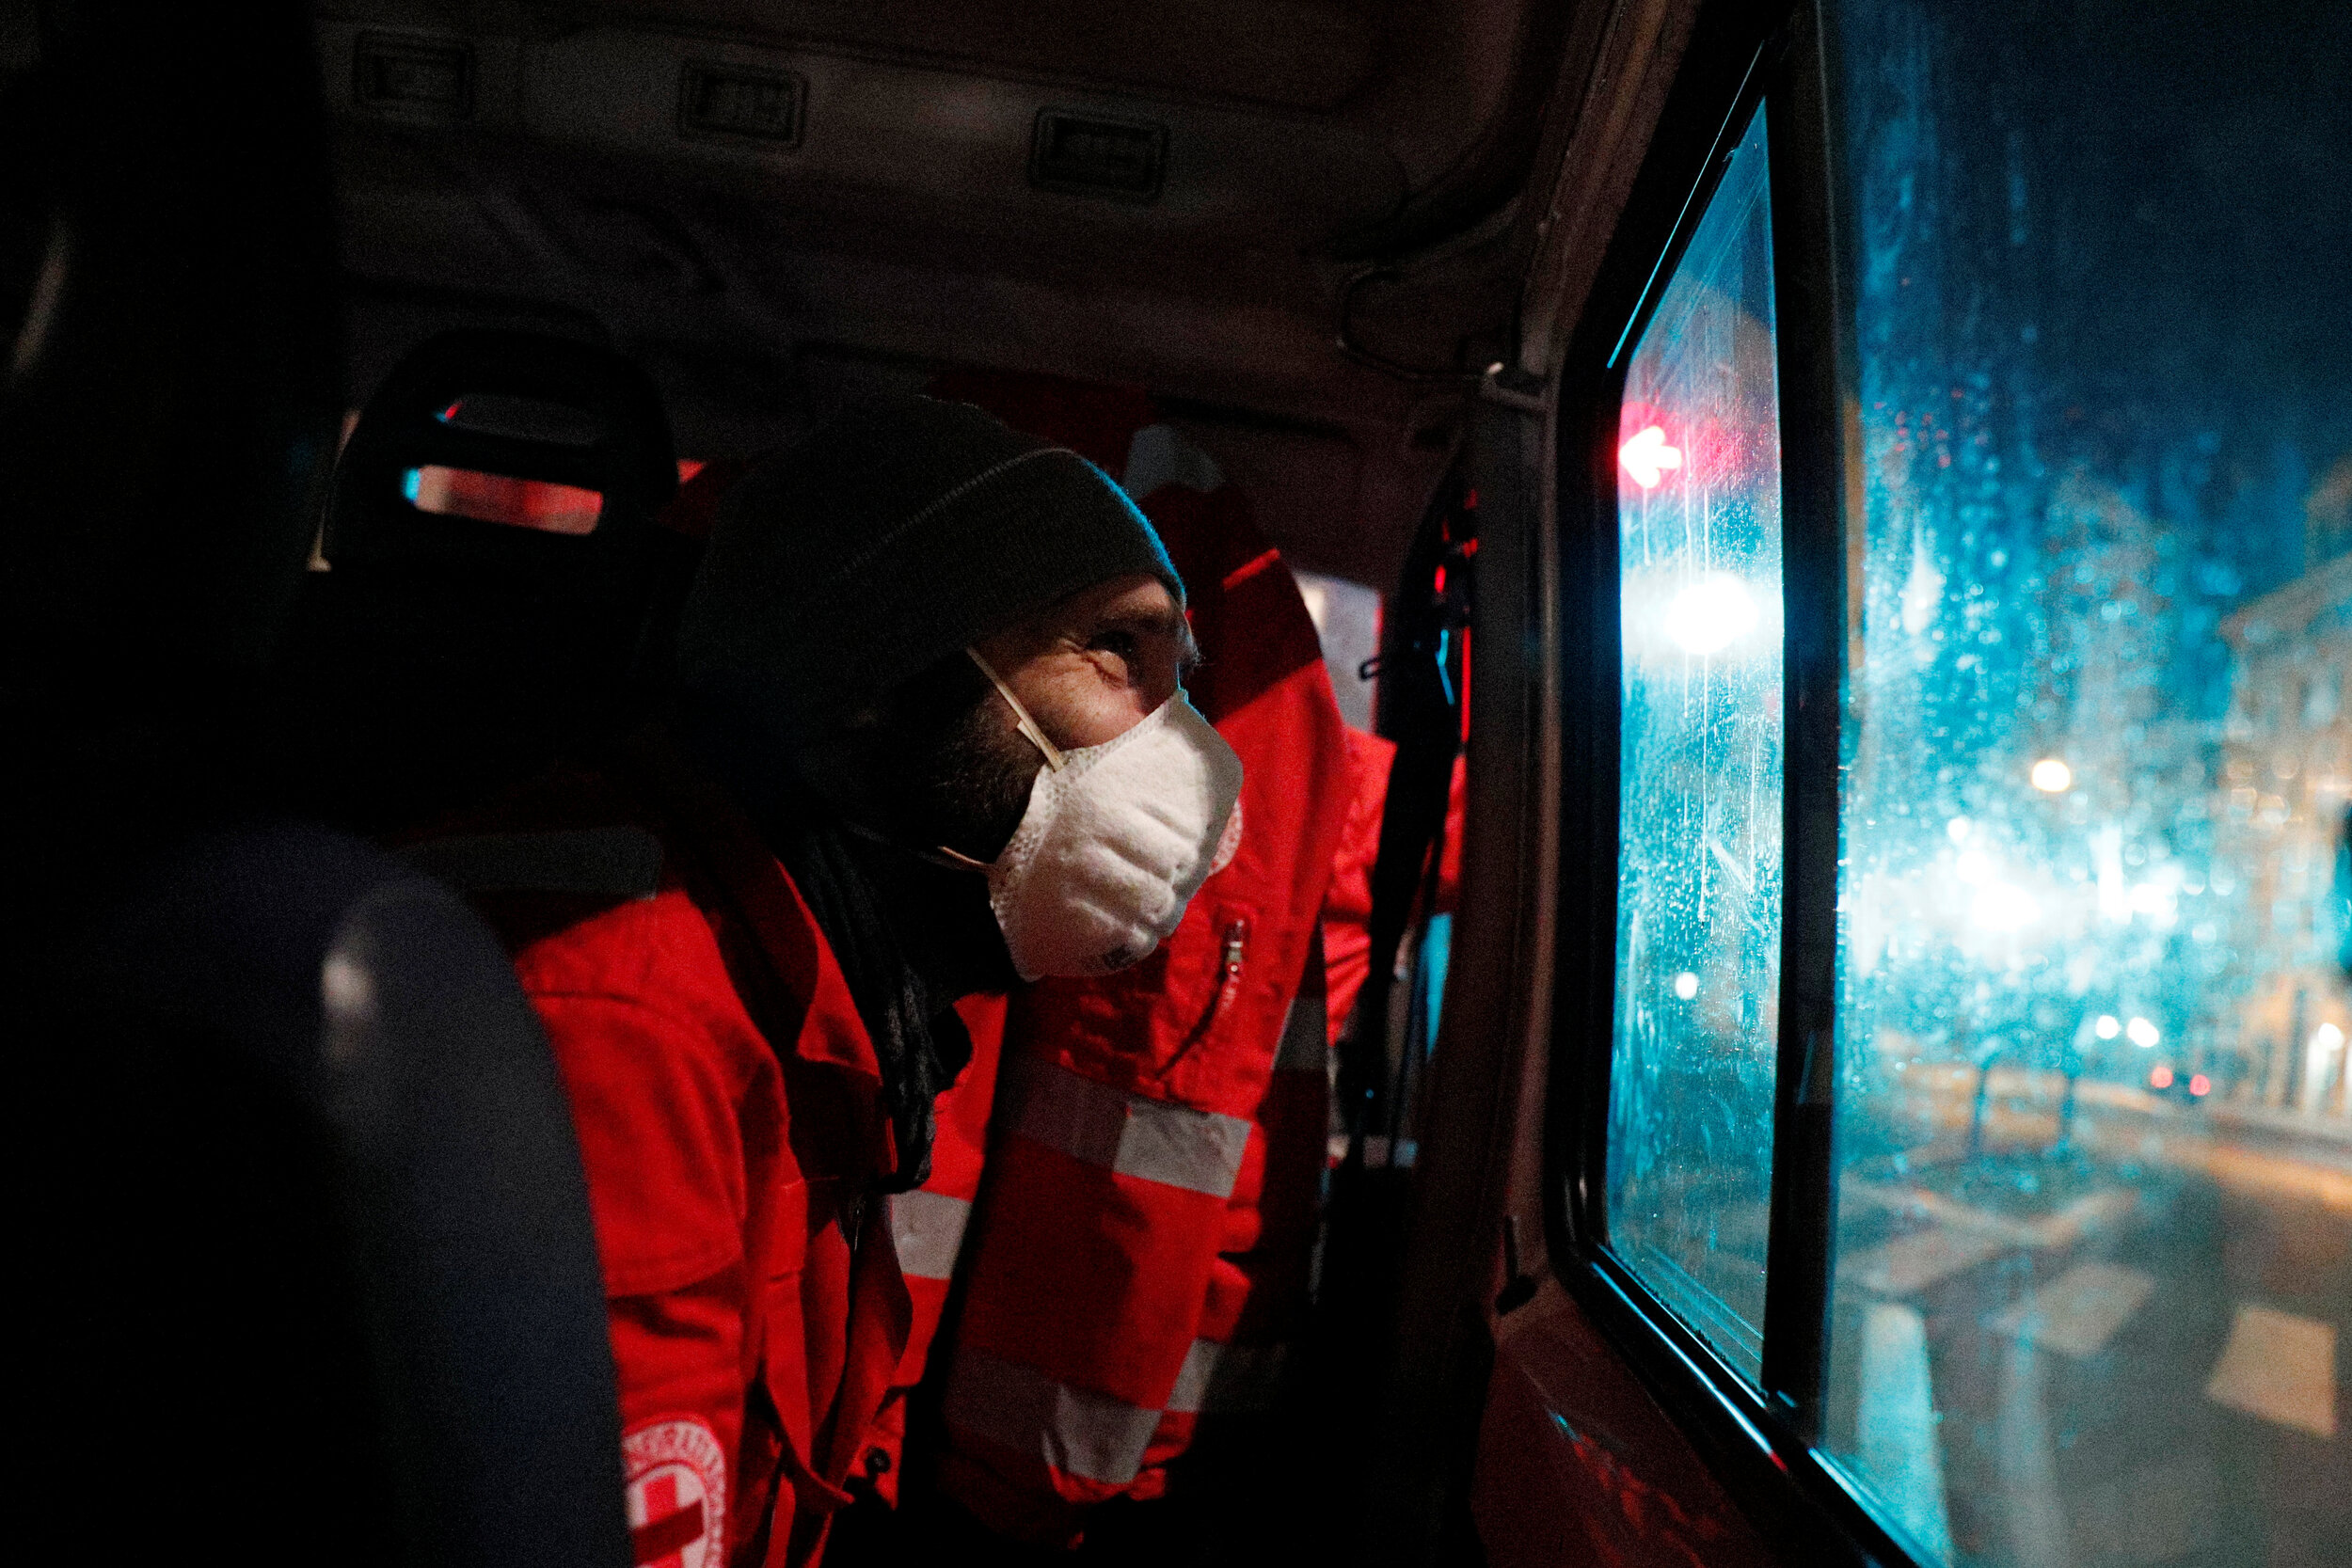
{"left": 967, "top": 648, "right": 1244, "bottom": 981}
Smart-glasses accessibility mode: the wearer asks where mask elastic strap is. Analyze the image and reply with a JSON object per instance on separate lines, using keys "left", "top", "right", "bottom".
{"left": 967, "top": 647, "right": 1067, "bottom": 771}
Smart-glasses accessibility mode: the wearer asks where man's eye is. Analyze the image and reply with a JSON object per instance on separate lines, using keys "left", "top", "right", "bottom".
{"left": 1090, "top": 631, "right": 1139, "bottom": 662}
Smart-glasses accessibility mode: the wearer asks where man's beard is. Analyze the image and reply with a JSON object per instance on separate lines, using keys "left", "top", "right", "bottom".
{"left": 882, "top": 650, "right": 1039, "bottom": 863}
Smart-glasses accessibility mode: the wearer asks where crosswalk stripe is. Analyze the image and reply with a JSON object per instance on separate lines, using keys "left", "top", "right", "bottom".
{"left": 2204, "top": 1304, "right": 2337, "bottom": 1438}
{"left": 1853, "top": 1302, "right": 1957, "bottom": 1561}
{"left": 1987, "top": 1262, "right": 2154, "bottom": 1358}
{"left": 1847, "top": 1227, "right": 2003, "bottom": 1294}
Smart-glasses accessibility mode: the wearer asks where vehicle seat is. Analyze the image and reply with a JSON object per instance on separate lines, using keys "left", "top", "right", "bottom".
{"left": 48, "top": 824, "right": 631, "bottom": 1568}
{"left": 271, "top": 329, "right": 684, "bottom": 832}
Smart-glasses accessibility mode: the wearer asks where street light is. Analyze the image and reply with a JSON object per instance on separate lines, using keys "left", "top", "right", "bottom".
{"left": 1663, "top": 575, "right": 1759, "bottom": 656}
{"left": 2031, "top": 758, "right": 2074, "bottom": 792}
{"left": 1970, "top": 881, "right": 2042, "bottom": 932}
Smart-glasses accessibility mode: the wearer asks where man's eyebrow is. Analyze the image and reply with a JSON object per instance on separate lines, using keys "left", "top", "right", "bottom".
{"left": 1091, "top": 605, "right": 1187, "bottom": 641}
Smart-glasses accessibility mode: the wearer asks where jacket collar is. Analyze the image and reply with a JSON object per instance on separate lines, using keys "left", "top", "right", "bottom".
{"left": 627, "top": 729, "right": 892, "bottom": 1091}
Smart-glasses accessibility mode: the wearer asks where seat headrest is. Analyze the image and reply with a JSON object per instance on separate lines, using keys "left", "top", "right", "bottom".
{"left": 326, "top": 329, "right": 677, "bottom": 582}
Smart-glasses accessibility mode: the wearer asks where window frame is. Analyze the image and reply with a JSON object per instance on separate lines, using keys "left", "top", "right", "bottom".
{"left": 1542, "top": 2, "right": 1923, "bottom": 1562}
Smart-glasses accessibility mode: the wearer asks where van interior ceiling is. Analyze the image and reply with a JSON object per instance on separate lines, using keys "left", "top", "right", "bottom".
{"left": 323, "top": 0, "right": 1660, "bottom": 588}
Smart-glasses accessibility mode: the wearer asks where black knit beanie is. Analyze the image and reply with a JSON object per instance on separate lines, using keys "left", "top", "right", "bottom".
{"left": 675, "top": 393, "right": 1184, "bottom": 745}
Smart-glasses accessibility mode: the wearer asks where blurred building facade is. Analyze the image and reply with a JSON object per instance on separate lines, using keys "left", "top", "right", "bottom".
{"left": 2210, "top": 510, "right": 2350, "bottom": 1114}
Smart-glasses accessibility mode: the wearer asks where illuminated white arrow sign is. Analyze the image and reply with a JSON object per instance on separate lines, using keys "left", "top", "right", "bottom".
{"left": 1619, "top": 424, "right": 1683, "bottom": 489}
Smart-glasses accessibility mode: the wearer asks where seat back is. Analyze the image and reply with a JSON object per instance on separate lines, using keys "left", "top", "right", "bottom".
{"left": 326, "top": 327, "right": 677, "bottom": 580}
{"left": 57, "top": 827, "right": 631, "bottom": 1568}
{"left": 275, "top": 330, "right": 685, "bottom": 830}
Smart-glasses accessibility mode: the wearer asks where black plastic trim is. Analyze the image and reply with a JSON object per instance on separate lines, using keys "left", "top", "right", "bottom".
{"left": 1756, "top": 0, "right": 1858, "bottom": 1433}
{"left": 1603, "top": 50, "right": 1772, "bottom": 372}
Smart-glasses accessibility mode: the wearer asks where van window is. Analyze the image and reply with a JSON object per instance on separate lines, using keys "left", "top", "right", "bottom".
{"left": 1605, "top": 104, "right": 1784, "bottom": 1384}
{"left": 1818, "top": 0, "right": 2350, "bottom": 1562}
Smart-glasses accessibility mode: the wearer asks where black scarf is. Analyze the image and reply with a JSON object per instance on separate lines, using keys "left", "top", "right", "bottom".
{"left": 759, "top": 799, "right": 981, "bottom": 1193}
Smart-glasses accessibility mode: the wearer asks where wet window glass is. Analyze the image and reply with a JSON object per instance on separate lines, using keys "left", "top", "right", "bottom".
{"left": 1606, "top": 107, "right": 1784, "bottom": 1383}
{"left": 1819, "top": 3, "right": 2351, "bottom": 1563}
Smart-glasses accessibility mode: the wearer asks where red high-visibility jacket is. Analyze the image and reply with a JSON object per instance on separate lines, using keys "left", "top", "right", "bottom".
{"left": 413, "top": 740, "right": 916, "bottom": 1568}
{"left": 1322, "top": 725, "right": 1400, "bottom": 1044}
{"left": 850, "top": 990, "right": 1005, "bottom": 1510}
{"left": 882, "top": 373, "right": 1359, "bottom": 1545}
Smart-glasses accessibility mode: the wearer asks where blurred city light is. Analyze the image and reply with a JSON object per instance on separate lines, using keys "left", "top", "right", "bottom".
{"left": 1619, "top": 424, "right": 1684, "bottom": 489}
{"left": 2128, "top": 879, "right": 2180, "bottom": 924}
{"left": 2095, "top": 1015, "right": 2122, "bottom": 1039}
{"left": 2311, "top": 1023, "right": 2347, "bottom": 1108}
{"left": 1674, "top": 971, "right": 1700, "bottom": 1000}
{"left": 2093, "top": 825, "right": 2131, "bottom": 923}
{"left": 2151, "top": 1066, "right": 2174, "bottom": 1089}
{"left": 2188, "top": 1073, "right": 2211, "bottom": 1098}
{"left": 1970, "top": 881, "right": 2042, "bottom": 932}
{"left": 1663, "top": 575, "right": 1760, "bottom": 655}
{"left": 2030, "top": 758, "right": 2074, "bottom": 792}
{"left": 2127, "top": 1016, "right": 2161, "bottom": 1048}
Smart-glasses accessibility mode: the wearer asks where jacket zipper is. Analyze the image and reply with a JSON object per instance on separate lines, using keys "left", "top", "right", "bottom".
{"left": 1183, "top": 917, "right": 1249, "bottom": 1048}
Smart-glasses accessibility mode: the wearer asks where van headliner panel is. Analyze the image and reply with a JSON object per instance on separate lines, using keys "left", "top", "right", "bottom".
{"left": 316, "top": 0, "right": 1654, "bottom": 585}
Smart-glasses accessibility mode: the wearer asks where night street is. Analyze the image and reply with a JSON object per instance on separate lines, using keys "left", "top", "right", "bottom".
{"left": 1832, "top": 1084, "right": 2348, "bottom": 1567}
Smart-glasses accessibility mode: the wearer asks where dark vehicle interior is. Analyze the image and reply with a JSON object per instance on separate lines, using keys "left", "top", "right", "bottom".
{"left": 8, "top": 2, "right": 2346, "bottom": 1566}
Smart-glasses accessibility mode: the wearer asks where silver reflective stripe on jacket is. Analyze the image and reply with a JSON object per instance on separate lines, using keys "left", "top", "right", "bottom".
{"left": 1162, "top": 1337, "right": 1223, "bottom": 1415}
{"left": 888, "top": 1188, "right": 973, "bottom": 1282}
{"left": 1005, "top": 1056, "right": 1252, "bottom": 1198}
{"left": 1162, "top": 1338, "right": 1289, "bottom": 1416}
{"left": 943, "top": 1348, "right": 1166, "bottom": 1485}
{"left": 1273, "top": 927, "right": 1329, "bottom": 1071}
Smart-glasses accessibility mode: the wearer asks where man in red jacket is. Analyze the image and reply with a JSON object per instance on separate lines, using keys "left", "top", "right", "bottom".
{"left": 813, "top": 375, "right": 1360, "bottom": 1558}
{"left": 415, "top": 394, "right": 1242, "bottom": 1567}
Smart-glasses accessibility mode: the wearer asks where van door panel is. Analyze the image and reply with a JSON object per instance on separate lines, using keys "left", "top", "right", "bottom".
{"left": 1475, "top": 1280, "right": 1774, "bottom": 1568}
